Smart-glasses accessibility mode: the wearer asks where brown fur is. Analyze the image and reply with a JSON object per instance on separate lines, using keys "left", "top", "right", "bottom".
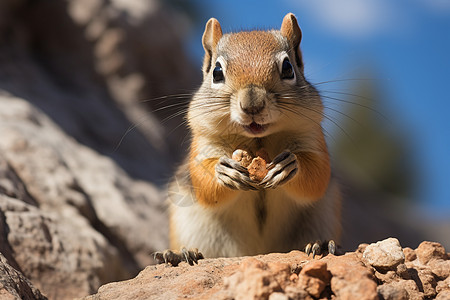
{"left": 188, "top": 138, "right": 237, "bottom": 207}
{"left": 222, "top": 31, "right": 281, "bottom": 88}
{"left": 285, "top": 134, "right": 331, "bottom": 200}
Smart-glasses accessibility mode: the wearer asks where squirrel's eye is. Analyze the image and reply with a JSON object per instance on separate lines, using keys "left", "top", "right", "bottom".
{"left": 281, "top": 58, "right": 295, "bottom": 80}
{"left": 213, "top": 62, "right": 225, "bottom": 83}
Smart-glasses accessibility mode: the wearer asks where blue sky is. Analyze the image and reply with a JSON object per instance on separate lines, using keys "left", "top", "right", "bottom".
{"left": 185, "top": 0, "right": 450, "bottom": 217}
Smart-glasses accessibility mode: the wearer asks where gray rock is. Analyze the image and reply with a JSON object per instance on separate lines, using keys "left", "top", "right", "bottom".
{"left": 378, "top": 282, "right": 409, "bottom": 300}
{"left": 363, "top": 238, "right": 405, "bottom": 271}
{"left": 0, "top": 93, "right": 169, "bottom": 298}
{"left": 0, "top": 251, "right": 47, "bottom": 300}
{"left": 0, "top": 0, "right": 197, "bottom": 298}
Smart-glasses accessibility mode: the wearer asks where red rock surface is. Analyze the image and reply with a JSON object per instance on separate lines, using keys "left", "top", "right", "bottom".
{"left": 83, "top": 238, "right": 450, "bottom": 300}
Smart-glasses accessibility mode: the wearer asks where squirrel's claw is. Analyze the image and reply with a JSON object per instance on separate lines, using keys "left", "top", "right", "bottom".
{"left": 260, "top": 150, "right": 298, "bottom": 189}
{"left": 305, "top": 240, "right": 337, "bottom": 258}
{"left": 328, "top": 240, "right": 336, "bottom": 255}
{"left": 153, "top": 248, "right": 204, "bottom": 267}
{"left": 216, "top": 156, "right": 259, "bottom": 190}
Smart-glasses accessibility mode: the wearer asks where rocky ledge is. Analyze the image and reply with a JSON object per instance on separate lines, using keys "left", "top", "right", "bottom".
{"left": 83, "top": 238, "right": 450, "bottom": 300}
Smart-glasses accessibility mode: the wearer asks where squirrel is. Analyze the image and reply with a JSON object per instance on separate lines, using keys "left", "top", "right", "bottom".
{"left": 154, "top": 13, "right": 342, "bottom": 266}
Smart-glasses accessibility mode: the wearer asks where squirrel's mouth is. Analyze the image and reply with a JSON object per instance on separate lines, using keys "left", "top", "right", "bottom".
{"left": 243, "top": 122, "right": 268, "bottom": 135}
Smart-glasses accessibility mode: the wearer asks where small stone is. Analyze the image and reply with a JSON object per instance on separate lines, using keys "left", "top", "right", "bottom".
{"left": 297, "top": 260, "right": 331, "bottom": 298}
{"left": 356, "top": 243, "right": 369, "bottom": 254}
{"left": 436, "top": 276, "right": 450, "bottom": 294}
{"left": 223, "top": 258, "right": 291, "bottom": 300}
{"left": 429, "top": 259, "right": 450, "bottom": 280}
{"left": 396, "top": 263, "right": 410, "bottom": 279}
{"left": 374, "top": 270, "right": 398, "bottom": 284}
{"left": 363, "top": 238, "right": 405, "bottom": 271}
{"left": 300, "top": 260, "right": 331, "bottom": 282}
{"left": 284, "top": 286, "right": 313, "bottom": 300}
{"left": 416, "top": 269, "right": 437, "bottom": 298}
{"left": 403, "top": 247, "right": 417, "bottom": 262}
{"left": 377, "top": 282, "right": 409, "bottom": 300}
{"left": 436, "top": 290, "right": 450, "bottom": 300}
{"left": 416, "top": 241, "right": 447, "bottom": 265}
{"left": 269, "top": 292, "right": 289, "bottom": 300}
{"left": 326, "top": 253, "right": 378, "bottom": 300}
{"left": 401, "top": 279, "right": 425, "bottom": 300}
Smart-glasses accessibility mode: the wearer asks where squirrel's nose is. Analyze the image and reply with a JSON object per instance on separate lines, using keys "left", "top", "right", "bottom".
{"left": 238, "top": 86, "right": 267, "bottom": 116}
{"left": 240, "top": 101, "right": 265, "bottom": 115}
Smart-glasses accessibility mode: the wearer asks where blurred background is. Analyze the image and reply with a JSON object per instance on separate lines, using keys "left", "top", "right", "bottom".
{"left": 1, "top": 0, "right": 448, "bottom": 253}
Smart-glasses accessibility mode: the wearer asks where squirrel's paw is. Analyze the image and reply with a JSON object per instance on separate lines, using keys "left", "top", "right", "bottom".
{"left": 153, "top": 247, "right": 204, "bottom": 267}
{"left": 304, "top": 240, "right": 338, "bottom": 258}
{"left": 216, "top": 156, "right": 259, "bottom": 190}
{"left": 259, "top": 150, "right": 298, "bottom": 189}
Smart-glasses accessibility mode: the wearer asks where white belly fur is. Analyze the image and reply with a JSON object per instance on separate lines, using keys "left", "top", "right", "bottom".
{"left": 170, "top": 179, "right": 340, "bottom": 258}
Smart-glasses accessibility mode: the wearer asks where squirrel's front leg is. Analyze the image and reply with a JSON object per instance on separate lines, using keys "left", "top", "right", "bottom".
{"left": 189, "top": 143, "right": 257, "bottom": 207}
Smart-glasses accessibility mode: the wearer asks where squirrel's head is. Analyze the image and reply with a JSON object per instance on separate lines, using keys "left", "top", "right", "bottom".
{"left": 189, "top": 13, "right": 323, "bottom": 139}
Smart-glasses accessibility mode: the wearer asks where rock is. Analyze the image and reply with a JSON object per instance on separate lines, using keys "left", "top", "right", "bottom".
{"left": 436, "top": 290, "right": 450, "bottom": 300}
{"left": 356, "top": 243, "right": 369, "bottom": 255}
{"left": 403, "top": 247, "right": 417, "bottom": 262}
{"left": 429, "top": 259, "right": 450, "bottom": 279}
{"left": 400, "top": 280, "right": 425, "bottom": 300}
{"left": 0, "top": 94, "right": 169, "bottom": 298}
{"left": 223, "top": 258, "right": 288, "bottom": 300}
{"left": 416, "top": 241, "right": 447, "bottom": 265}
{"left": 416, "top": 269, "right": 437, "bottom": 298}
{"left": 436, "top": 276, "right": 450, "bottom": 294}
{"left": 374, "top": 270, "right": 399, "bottom": 284}
{"left": 0, "top": 0, "right": 198, "bottom": 298}
{"left": 84, "top": 251, "right": 382, "bottom": 300}
{"left": 396, "top": 263, "right": 410, "bottom": 279}
{"left": 0, "top": 96, "right": 167, "bottom": 299}
{"left": 268, "top": 292, "right": 290, "bottom": 300}
{"left": 363, "top": 238, "right": 405, "bottom": 271}
{"left": 0, "top": 252, "right": 47, "bottom": 300}
{"left": 297, "top": 260, "right": 331, "bottom": 298}
{"left": 84, "top": 240, "right": 450, "bottom": 300}
{"left": 0, "top": 194, "right": 124, "bottom": 299}
{"left": 0, "top": 0, "right": 198, "bottom": 184}
{"left": 378, "top": 282, "right": 409, "bottom": 300}
{"left": 325, "top": 253, "right": 379, "bottom": 300}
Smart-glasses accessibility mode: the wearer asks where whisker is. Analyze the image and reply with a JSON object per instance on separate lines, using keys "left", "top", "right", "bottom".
{"left": 277, "top": 99, "right": 354, "bottom": 146}
{"left": 305, "top": 106, "right": 355, "bottom": 146}
{"left": 321, "top": 95, "right": 389, "bottom": 122}
{"left": 139, "top": 93, "right": 194, "bottom": 104}
{"left": 320, "top": 90, "right": 373, "bottom": 102}
{"left": 312, "top": 78, "right": 375, "bottom": 86}
{"left": 323, "top": 106, "right": 364, "bottom": 129}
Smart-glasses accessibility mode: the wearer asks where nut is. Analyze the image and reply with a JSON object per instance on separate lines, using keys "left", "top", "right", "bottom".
{"left": 232, "top": 149, "right": 252, "bottom": 168}
{"left": 232, "top": 148, "right": 270, "bottom": 182}
{"left": 248, "top": 157, "right": 268, "bottom": 182}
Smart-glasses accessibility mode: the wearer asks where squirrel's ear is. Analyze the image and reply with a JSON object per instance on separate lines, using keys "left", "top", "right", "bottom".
{"left": 202, "top": 18, "right": 223, "bottom": 74}
{"left": 280, "top": 13, "right": 302, "bottom": 49}
{"left": 280, "top": 13, "right": 303, "bottom": 71}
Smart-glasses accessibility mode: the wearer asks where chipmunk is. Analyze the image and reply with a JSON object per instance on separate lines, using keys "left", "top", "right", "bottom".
{"left": 154, "top": 13, "right": 342, "bottom": 266}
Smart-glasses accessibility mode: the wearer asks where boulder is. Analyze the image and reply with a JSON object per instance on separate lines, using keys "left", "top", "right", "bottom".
{"left": 85, "top": 239, "right": 450, "bottom": 300}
